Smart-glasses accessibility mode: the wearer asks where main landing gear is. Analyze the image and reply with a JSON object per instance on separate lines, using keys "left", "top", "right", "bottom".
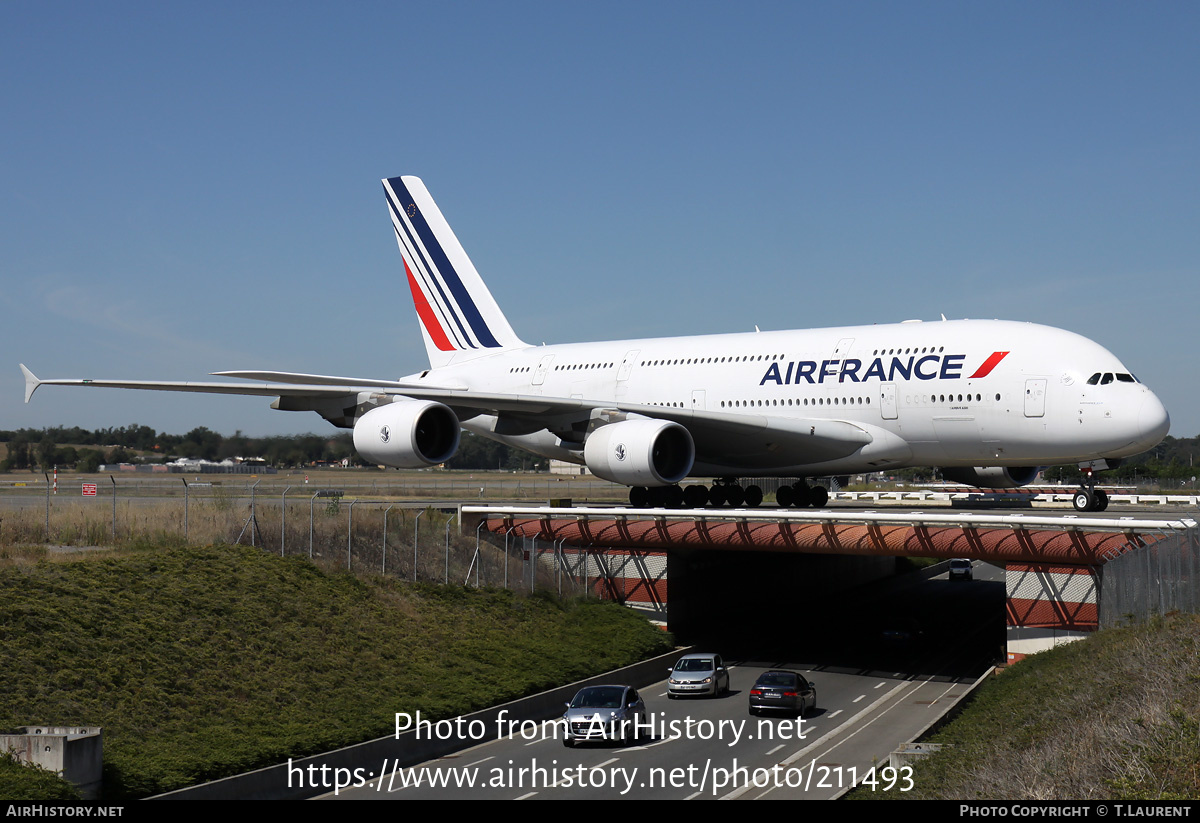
{"left": 774, "top": 482, "right": 829, "bottom": 509}
{"left": 627, "top": 479, "right": 829, "bottom": 509}
{"left": 1072, "top": 469, "right": 1109, "bottom": 512}
{"left": 628, "top": 480, "right": 763, "bottom": 509}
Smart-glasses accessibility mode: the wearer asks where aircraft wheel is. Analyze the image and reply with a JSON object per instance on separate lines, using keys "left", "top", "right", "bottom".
{"left": 809, "top": 485, "right": 829, "bottom": 508}
{"left": 744, "top": 485, "right": 763, "bottom": 508}
{"left": 792, "top": 484, "right": 813, "bottom": 508}
{"left": 725, "top": 485, "right": 745, "bottom": 508}
{"left": 1072, "top": 490, "right": 1094, "bottom": 512}
{"left": 664, "top": 484, "right": 685, "bottom": 508}
{"left": 708, "top": 486, "right": 727, "bottom": 507}
{"left": 1095, "top": 489, "right": 1109, "bottom": 512}
{"left": 683, "top": 484, "right": 709, "bottom": 508}
{"left": 629, "top": 486, "right": 649, "bottom": 508}
{"left": 776, "top": 485, "right": 795, "bottom": 508}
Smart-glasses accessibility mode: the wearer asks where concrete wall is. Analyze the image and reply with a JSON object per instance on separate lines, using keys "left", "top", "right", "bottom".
{"left": 1, "top": 726, "right": 103, "bottom": 800}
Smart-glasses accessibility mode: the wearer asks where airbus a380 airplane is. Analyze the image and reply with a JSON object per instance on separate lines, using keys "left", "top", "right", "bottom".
{"left": 21, "top": 176, "right": 1170, "bottom": 512}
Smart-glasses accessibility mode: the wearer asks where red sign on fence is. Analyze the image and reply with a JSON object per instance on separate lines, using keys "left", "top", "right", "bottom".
{"left": 82, "top": 484, "right": 97, "bottom": 497}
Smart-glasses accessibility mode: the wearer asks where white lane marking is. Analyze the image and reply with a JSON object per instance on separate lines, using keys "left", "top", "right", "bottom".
{"left": 927, "top": 681, "right": 961, "bottom": 708}
{"left": 727, "top": 681, "right": 909, "bottom": 800}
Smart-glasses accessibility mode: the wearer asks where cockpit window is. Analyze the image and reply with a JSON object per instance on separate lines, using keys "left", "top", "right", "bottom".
{"left": 1101, "top": 373, "right": 1114, "bottom": 385}
{"left": 1087, "top": 373, "right": 1101, "bottom": 385}
{"left": 1116, "top": 373, "right": 1135, "bottom": 383}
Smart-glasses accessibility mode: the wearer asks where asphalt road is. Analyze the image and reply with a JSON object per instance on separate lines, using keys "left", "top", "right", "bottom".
{"left": 323, "top": 562, "right": 1005, "bottom": 800}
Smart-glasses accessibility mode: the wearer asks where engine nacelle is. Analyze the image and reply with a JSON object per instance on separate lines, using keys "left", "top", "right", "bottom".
{"left": 352, "top": 400, "right": 460, "bottom": 468}
{"left": 940, "top": 466, "right": 1042, "bottom": 489}
{"left": 583, "top": 419, "right": 694, "bottom": 487}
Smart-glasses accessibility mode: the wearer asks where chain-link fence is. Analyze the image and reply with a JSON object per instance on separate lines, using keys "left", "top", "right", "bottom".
{"left": 0, "top": 477, "right": 666, "bottom": 602}
{"left": 1099, "top": 523, "right": 1200, "bottom": 627}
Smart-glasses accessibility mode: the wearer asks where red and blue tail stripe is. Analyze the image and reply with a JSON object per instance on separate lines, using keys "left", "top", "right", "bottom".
{"left": 385, "top": 176, "right": 512, "bottom": 354}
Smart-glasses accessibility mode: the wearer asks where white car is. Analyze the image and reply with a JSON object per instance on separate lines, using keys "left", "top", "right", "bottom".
{"left": 949, "top": 559, "right": 973, "bottom": 581}
{"left": 667, "top": 653, "right": 730, "bottom": 698}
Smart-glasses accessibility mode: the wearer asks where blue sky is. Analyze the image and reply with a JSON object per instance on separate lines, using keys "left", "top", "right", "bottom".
{"left": 3, "top": 1, "right": 1198, "bottom": 439}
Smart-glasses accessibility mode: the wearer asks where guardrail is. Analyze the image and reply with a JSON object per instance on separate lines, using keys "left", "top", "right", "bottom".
{"left": 464, "top": 505, "right": 1197, "bottom": 535}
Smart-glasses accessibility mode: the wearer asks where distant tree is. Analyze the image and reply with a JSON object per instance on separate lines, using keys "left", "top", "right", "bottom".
{"left": 76, "top": 449, "right": 104, "bottom": 473}
{"left": 37, "top": 436, "right": 57, "bottom": 470}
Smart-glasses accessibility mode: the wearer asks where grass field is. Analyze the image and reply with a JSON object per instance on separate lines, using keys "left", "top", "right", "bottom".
{"left": 0, "top": 542, "right": 674, "bottom": 800}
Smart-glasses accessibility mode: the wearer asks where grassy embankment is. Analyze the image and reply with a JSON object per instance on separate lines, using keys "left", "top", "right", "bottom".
{"left": 865, "top": 613, "right": 1200, "bottom": 800}
{"left": 0, "top": 543, "right": 673, "bottom": 800}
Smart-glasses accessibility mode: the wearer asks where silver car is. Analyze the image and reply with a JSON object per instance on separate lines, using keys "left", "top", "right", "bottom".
{"left": 562, "top": 685, "right": 647, "bottom": 747}
{"left": 949, "top": 558, "right": 973, "bottom": 581}
{"left": 667, "top": 653, "right": 730, "bottom": 698}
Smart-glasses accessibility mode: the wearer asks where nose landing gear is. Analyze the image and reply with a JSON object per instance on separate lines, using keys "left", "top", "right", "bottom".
{"left": 1073, "top": 469, "right": 1110, "bottom": 512}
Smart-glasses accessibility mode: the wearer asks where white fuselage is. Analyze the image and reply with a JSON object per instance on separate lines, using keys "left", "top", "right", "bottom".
{"left": 419, "top": 318, "right": 1169, "bottom": 478}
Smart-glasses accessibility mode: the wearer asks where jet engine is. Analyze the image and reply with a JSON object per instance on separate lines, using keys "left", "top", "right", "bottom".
{"left": 583, "top": 418, "right": 694, "bottom": 487}
{"left": 940, "top": 466, "right": 1041, "bottom": 489}
{"left": 352, "top": 399, "right": 460, "bottom": 468}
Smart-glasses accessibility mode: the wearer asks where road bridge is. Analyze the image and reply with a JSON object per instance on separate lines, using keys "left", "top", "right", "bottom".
{"left": 463, "top": 506, "right": 1198, "bottom": 659}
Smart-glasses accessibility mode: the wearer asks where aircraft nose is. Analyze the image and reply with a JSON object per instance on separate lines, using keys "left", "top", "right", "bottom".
{"left": 1137, "top": 391, "right": 1170, "bottom": 447}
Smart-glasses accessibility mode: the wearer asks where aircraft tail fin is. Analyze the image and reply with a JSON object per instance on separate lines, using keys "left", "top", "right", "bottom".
{"left": 383, "top": 176, "right": 526, "bottom": 369}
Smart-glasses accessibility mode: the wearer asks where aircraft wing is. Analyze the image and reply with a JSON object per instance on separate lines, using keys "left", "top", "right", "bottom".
{"left": 21, "top": 365, "right": 888, "bottom": 469}
{"left": 220, "top": 375, "right": 877, "bottom": 465}
{"left": 444, "top": 393, "right": 875, "bottom": 469}
{"left": 20, "top": 365, "right": 387, "bottom": 404}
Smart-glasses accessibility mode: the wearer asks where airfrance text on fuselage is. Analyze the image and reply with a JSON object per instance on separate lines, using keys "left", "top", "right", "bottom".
{"left": 760, "top": 354, "right": 971, "bottom": 386}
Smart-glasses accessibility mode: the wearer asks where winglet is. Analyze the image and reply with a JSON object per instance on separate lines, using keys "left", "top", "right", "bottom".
{"left": 20, "top": 364, "right": 41, "bottom": 403}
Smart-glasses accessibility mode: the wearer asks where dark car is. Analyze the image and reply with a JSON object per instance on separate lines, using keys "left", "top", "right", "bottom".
{"left": 562, "top": 684, "right": 647, "bottom": 747}
{"left": 748, "top": 670, "right": 816, "bottom": 717}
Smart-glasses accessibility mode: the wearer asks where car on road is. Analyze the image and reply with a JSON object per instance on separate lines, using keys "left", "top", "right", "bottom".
{"left": 748, "top": 670, "right": 816, "bottom": 717}
{"left": 562, "top": 684, "right": 647, "bottom": 747}
{"left": 949, "top": 558, "right": 973, "bottom": 581}
{"left": 667, "top": 653, "right": 730, "bottom": 698}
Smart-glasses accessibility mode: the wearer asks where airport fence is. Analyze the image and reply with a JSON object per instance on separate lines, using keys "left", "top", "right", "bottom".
{"left": 0, "top": 475, "right": 642, "bottom": 597}
{"left": 1098, "top": 522, "right": 1200, "bottom": 627}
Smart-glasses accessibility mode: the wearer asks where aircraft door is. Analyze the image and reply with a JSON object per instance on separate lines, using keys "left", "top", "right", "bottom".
{"left": 880, "top": 382, "right": 898, "bottom": 420}
{"left": 691, "top": 390, "right": 706, "bottom": 411}
{"left": 617, "top": 350, "right": 640, "bottom": 382}
{"left": 532, "top": 355, "right": 554, "bottom": 386}
{"left": 1024, "top": 378, "right": 1047, "bottom": 418}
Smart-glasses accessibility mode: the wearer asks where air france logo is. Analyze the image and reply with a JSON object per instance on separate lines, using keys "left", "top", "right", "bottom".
{"left": 759, "top": 352, "right": 1008, "bottom": 386}
{"left": 614, "top": 444, "right": 627, "bottom": 462}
